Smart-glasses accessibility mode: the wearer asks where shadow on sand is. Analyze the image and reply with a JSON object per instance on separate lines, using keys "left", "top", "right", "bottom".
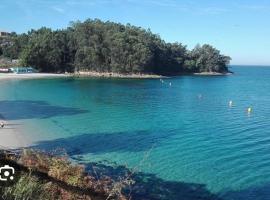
{"left": 0, "top": 100, "right": 88, "bottom": 120}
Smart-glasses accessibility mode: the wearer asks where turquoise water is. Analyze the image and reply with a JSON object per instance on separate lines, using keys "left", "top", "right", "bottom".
{"left": 1, "top": 66, "right": 270, "bottom": 199}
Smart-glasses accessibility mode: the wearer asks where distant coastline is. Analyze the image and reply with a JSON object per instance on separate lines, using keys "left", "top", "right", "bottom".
{"left": 0, "top": 72, "right": 163, "bottom": 80}
{"left": 74, "top": 71, "right": 165, "bottom": 78}
{"left": 75, "top": 71, "right": 233, "bottom": 78}
{"left": 0, "top": 70, "right": 234, "bottom": 81}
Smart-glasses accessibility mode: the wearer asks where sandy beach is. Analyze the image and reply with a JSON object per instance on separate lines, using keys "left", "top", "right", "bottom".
{"left": 0, "top": 73, "right": 67, "bottom": 149}
{"left": 0, "top": 116, "right": 31, "bottom": 149}
{"left": 0, "top": 70, "right": 230, "bottom": 150}
{"left": 0, "top": 72, "right": 165, "bottom": 80}
{"left": 0, "top": 73, "right": 70, "bottom": 80}
{"left": 0, "top": 71, "right": 162, "bottom": 150}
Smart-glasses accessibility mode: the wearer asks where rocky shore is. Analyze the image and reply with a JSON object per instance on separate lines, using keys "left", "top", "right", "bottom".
{"left": 193, "top": 71, "right": 233, "bottom": 76}
{"left": 74, "top": 71, "right": 164, "bottom": 78}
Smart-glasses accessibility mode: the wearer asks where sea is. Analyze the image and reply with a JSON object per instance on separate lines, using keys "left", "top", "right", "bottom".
{"left": 0, "top": 65, "right": 270, "bottom": 199}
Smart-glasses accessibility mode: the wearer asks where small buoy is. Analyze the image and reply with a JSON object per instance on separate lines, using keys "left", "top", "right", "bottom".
{"left": 229, "top": 100, "right": 233, "bottom": 107}
{"left": 247, "top": 107, "right": 252, "bottom": 113}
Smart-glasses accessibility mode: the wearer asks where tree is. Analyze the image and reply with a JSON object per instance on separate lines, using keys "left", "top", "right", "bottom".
{"left": 187, "top": 44, "right": 231, "bottom": 73}
{"left": 2, "top": 18, "right": 230, "bottom": 74}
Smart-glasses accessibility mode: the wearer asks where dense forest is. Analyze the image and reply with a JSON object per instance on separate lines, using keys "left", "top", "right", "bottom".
{"left": 0, "top": 19, "right": 231, "bottom": 75}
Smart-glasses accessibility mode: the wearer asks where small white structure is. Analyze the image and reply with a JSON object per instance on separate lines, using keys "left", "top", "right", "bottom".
{"left": 9, "top": 67, "right": 36, "bottom": 74}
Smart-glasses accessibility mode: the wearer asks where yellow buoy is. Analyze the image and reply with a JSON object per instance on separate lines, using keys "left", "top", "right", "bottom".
{"left": 247, "top": 107, "right": 252, "bottom": 113}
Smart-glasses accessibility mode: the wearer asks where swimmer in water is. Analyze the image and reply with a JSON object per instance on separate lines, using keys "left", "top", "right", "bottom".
{"left": 0, "top": 121, "right": 4, "bottom": 128}
{"left": 229, "top": 100, "right": 233, "bottom": 107}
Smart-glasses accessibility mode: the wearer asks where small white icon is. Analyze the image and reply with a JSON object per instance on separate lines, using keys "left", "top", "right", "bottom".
{"left": 0, "top": 165, "right": 15, "bottom": 181}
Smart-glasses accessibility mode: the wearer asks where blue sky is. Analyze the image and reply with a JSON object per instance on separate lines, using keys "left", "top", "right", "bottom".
{"left": 0, "top": 0, "right": 270, "bottom": 65}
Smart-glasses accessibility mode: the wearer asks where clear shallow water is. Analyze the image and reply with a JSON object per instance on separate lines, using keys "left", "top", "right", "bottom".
{"left": 1, "top": 66, "right": 270, "bottom": 199}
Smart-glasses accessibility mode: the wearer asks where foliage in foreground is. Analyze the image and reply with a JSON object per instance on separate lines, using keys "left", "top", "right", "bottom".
{"left": 0, "top": 149, "right": 132, "bottom": 200}
{"left": 0, "top": 19, "right": 231, "bottom": 74}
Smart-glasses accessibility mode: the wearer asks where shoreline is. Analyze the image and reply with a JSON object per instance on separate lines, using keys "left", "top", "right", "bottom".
{"left": 0, "top": 73, "right": 70, "bottom": 80}
{"left": 192, "top": 72, "right": 233, "bottom": 76}
{"left": 75, "top": 71, "right": 165, "bottom": 78}
{"left": 75, "top": 71, "right": 233, "bottom": 78}
{"left": 0, "top": 70, "right": 232, "bottom": 149}
{"left": 0, "top": 71, "right": 233, "bottom": 81}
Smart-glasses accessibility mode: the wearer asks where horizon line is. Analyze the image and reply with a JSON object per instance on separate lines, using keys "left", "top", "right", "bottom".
{"left": 229, "top": 64, "right": 270, "bottom": 67}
